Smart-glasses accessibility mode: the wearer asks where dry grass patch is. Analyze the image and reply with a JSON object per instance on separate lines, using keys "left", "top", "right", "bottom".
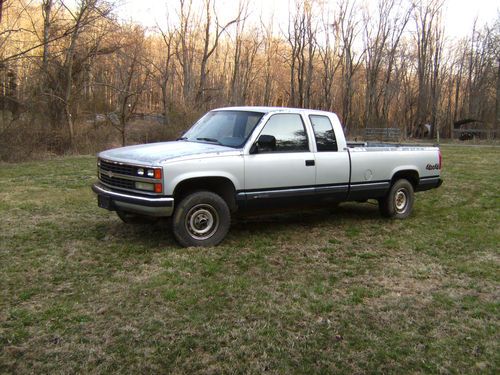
{"left": 0, "top": 146, "right": 499, "bottom": 374}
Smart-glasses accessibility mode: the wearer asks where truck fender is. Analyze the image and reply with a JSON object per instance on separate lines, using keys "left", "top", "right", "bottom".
{"left": 169, "top": 171, "right": 241, "bottom": 195}
{"left": 389, "top": 166, "right": 420, "bottom": 187}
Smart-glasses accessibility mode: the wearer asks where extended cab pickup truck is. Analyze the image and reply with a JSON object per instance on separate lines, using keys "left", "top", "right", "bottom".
{"left": 92, "top": 107, "right": 442, "bottom": 247}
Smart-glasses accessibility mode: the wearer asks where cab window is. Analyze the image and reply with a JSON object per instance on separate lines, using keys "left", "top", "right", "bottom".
{"left": 258, "top": 114, "right": 309, "bottom": 152}
{"left": 309, "top": 115, "right": 338, "bottom": 152}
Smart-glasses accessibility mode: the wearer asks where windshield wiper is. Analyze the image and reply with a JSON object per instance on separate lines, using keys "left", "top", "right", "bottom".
{"left": 196, "top": 137, "right": 221, "bottom": 145}
{"left": 176, "top": 136, "right": 188, "bottom": 141}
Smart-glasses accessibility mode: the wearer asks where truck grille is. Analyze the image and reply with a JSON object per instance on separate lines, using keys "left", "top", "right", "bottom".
{"left": 99, "top": 173, "right": 135, "bottom": 190}
{"left": 97, "top": 158, "right": 162, "bottom": 195}
{"left": 99, "top": 159, "right": 135, "bottom": 176}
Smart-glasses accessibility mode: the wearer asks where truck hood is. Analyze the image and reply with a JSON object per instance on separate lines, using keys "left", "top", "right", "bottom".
{"left": 98, "top": 141, "right": 238, "bottom": 165}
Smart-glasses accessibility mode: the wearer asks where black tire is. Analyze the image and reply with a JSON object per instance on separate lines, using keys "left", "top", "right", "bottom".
{"left": 172, "top": 191, "right": 231, "bottom": 247}
{"left": 116, "top": 210, "right": 157, "bottom": 224}
{"left": 378, "top": 179, "right": 414, "bottom": 219}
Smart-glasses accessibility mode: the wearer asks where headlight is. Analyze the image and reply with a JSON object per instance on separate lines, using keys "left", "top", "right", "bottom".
{"left": 136, "top": 167, "right": 162, "bottom": 179}
{"left": 135, "top": 181, "right": 154, "bottom": 191}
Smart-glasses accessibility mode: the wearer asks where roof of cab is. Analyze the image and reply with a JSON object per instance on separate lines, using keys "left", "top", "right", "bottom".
{"left": 212, "top": 106, "right": 331, "bottom": 115}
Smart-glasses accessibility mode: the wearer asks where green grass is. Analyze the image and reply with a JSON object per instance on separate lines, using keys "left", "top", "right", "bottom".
{"left": 0, "top": 147, "right": 499, "bottom": 374}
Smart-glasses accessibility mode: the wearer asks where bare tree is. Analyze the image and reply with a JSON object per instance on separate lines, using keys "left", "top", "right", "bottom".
{"left": 229, "top": 0, "right": 249, "bottom": 105}
{"left": 261, "top": 16, "right": 274, "bottom": 106}
{"left": 237, "top": 30, "right": 261, "bottom": 104}
{"left": 304, "top": 1, "right": 316, "bottom": 108}
{"left": 103, "top": 25, "right": 151, "bottom": 146}
{"left": 318, "top": 8, "right": 342, "bottom": 111}
{"left": 363, "top": 0, "right": 412, "bottom": 128}
{"left": 176, "top": 0, "right": 196, "bottom": 104}
{"left": 380, "top": 6, "right": 412, "bottom": 129}
{"left": 494, "top": 15, "right": 500, "bottom": 137}
{"left": 2, "top": 0, "right": 500, "bottom": 161}
{"left": 196, "top": 0, "right": 240, "bottom": 105}
{"left": 42, "top": 0, "right": 53, "bottom": 71}
{"left": 55, "top": 0, "right": 113, "bottom": 146}
{"left": 413, "top": 0, "right": 444, "bottom": 137}
{"left": 334, "top": 0, "right": 364, "bottom": 131}
{"left": 286, "top": 0, "right": 317, "bottom": 108}
{"left": 151, "top": 24, "right": 176, "bottom": 127}
{"left": 430, "top": 19, "right": 444, "bottom": 140}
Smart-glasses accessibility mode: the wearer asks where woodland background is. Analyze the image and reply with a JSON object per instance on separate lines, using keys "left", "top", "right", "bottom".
{"left": 0, "top": 0, "right": 499, "bottom": 161}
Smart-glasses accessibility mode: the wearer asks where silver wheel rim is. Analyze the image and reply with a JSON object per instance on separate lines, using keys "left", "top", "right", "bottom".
{"left": 395, "top": 189, "right": 408, "bottom": 213}
{"left": 185, "top": 204, "right": 219, "bottom": 240}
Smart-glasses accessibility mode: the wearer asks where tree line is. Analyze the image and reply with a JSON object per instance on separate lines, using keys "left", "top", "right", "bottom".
{"left": 0, "top": 0, "right": 499, "bottom": 160}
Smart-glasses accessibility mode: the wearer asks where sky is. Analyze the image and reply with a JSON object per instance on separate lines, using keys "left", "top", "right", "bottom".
{"left": 117, "top": 0, "right": 499, "bottom": 40}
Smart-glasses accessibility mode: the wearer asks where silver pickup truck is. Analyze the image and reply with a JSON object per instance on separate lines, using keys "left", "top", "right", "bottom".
{"left": 92, "top": 107, "right": 442, "bottom": 247}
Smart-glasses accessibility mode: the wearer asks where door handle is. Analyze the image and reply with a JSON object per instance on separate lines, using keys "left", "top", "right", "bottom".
{"left": 305, "top": 160, "right": 315, "bottom": 166}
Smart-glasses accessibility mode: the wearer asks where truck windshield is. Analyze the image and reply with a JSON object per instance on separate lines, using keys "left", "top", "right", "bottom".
{"left": 181, "top": 110, "right": 265, "bottom": 148}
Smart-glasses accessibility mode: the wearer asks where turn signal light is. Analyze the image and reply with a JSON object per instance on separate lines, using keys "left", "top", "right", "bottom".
{"left": 154, "top": 169, "right": 162, "bottom": 179}
{"left": 154, "top": 183, "right": 163, "bottom": 193}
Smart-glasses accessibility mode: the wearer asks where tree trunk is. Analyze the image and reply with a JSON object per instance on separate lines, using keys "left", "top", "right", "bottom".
{"left": 161, "top": 82, "right": 170, "bottom": 128}
{"left": 496, "top": 59, "right": 500, "bottom": 139}
{"left": 62, "top": 1, "right": 88, "bottom": 148}
{"left": 64, "top": 105, "right": 75, "bottom": 143}
{"left": 42, "top": 0, "right": 52, "bottom": 71}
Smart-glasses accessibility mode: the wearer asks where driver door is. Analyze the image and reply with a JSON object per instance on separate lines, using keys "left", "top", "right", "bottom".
{"left": 243, "top": 113, "right": 316, "bottom": 206}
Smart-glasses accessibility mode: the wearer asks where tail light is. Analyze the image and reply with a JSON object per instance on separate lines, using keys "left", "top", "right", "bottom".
{"left": 438, "top": 150, "right": 442, "bottom": 170}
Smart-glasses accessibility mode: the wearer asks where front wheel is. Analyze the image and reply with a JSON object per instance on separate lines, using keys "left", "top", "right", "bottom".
{"left": 378, "top": 179, "right": 414, "bottom": 219}
{"left": 172, "top": 191, "right": 231, "bottom": 247}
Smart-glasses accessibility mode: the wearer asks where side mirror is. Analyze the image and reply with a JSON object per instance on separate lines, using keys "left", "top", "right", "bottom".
{"left": 256, "top": 134, "right": 276, "bottom": 152}
{"left": 250, "top": 134, "right": 277, "bottom": 154}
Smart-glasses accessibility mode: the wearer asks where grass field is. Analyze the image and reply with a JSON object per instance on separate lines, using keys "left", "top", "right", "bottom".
{"left": 0, "top": 146, "right": 498, "bottom": 374}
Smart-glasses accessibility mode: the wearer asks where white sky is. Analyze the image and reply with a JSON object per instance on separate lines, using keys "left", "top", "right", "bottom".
{"left": 117, "top": 0, "right": 499, "bottom": 39}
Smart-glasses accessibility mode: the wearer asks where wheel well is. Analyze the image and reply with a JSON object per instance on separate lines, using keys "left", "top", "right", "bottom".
{"left": 173, "top": 177, "right": 237, "bottom": 212}
{"left": 391, "top": 170, "right": 419, "bottom": 189}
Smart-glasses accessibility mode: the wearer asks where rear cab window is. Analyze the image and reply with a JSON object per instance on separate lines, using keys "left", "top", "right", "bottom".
{"left": 309, "top": 115, "right": 338, "bottom": 152}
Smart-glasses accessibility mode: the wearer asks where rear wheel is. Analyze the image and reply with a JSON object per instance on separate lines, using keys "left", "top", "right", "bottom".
{"left": 379, "top": 179, "right": 414, "bottom": 219}
{"left": 172, "top": 191, "right": 230, "bottom": 247}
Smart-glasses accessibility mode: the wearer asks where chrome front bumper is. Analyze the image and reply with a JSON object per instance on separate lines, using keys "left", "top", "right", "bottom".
{"left": 92, "top": 183, "right": 174, "bottom": 217}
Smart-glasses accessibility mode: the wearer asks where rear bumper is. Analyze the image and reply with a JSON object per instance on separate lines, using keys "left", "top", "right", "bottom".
{"left": 92, "top": 183, "right": 174, "bottom": 217}
{"left": 416, "top": 177, "right": 443, "bottom": 192}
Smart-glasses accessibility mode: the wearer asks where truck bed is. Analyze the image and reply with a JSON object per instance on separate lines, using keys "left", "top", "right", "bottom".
{"left": 347, "top": 141, "right": 438, "bottom": 148}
